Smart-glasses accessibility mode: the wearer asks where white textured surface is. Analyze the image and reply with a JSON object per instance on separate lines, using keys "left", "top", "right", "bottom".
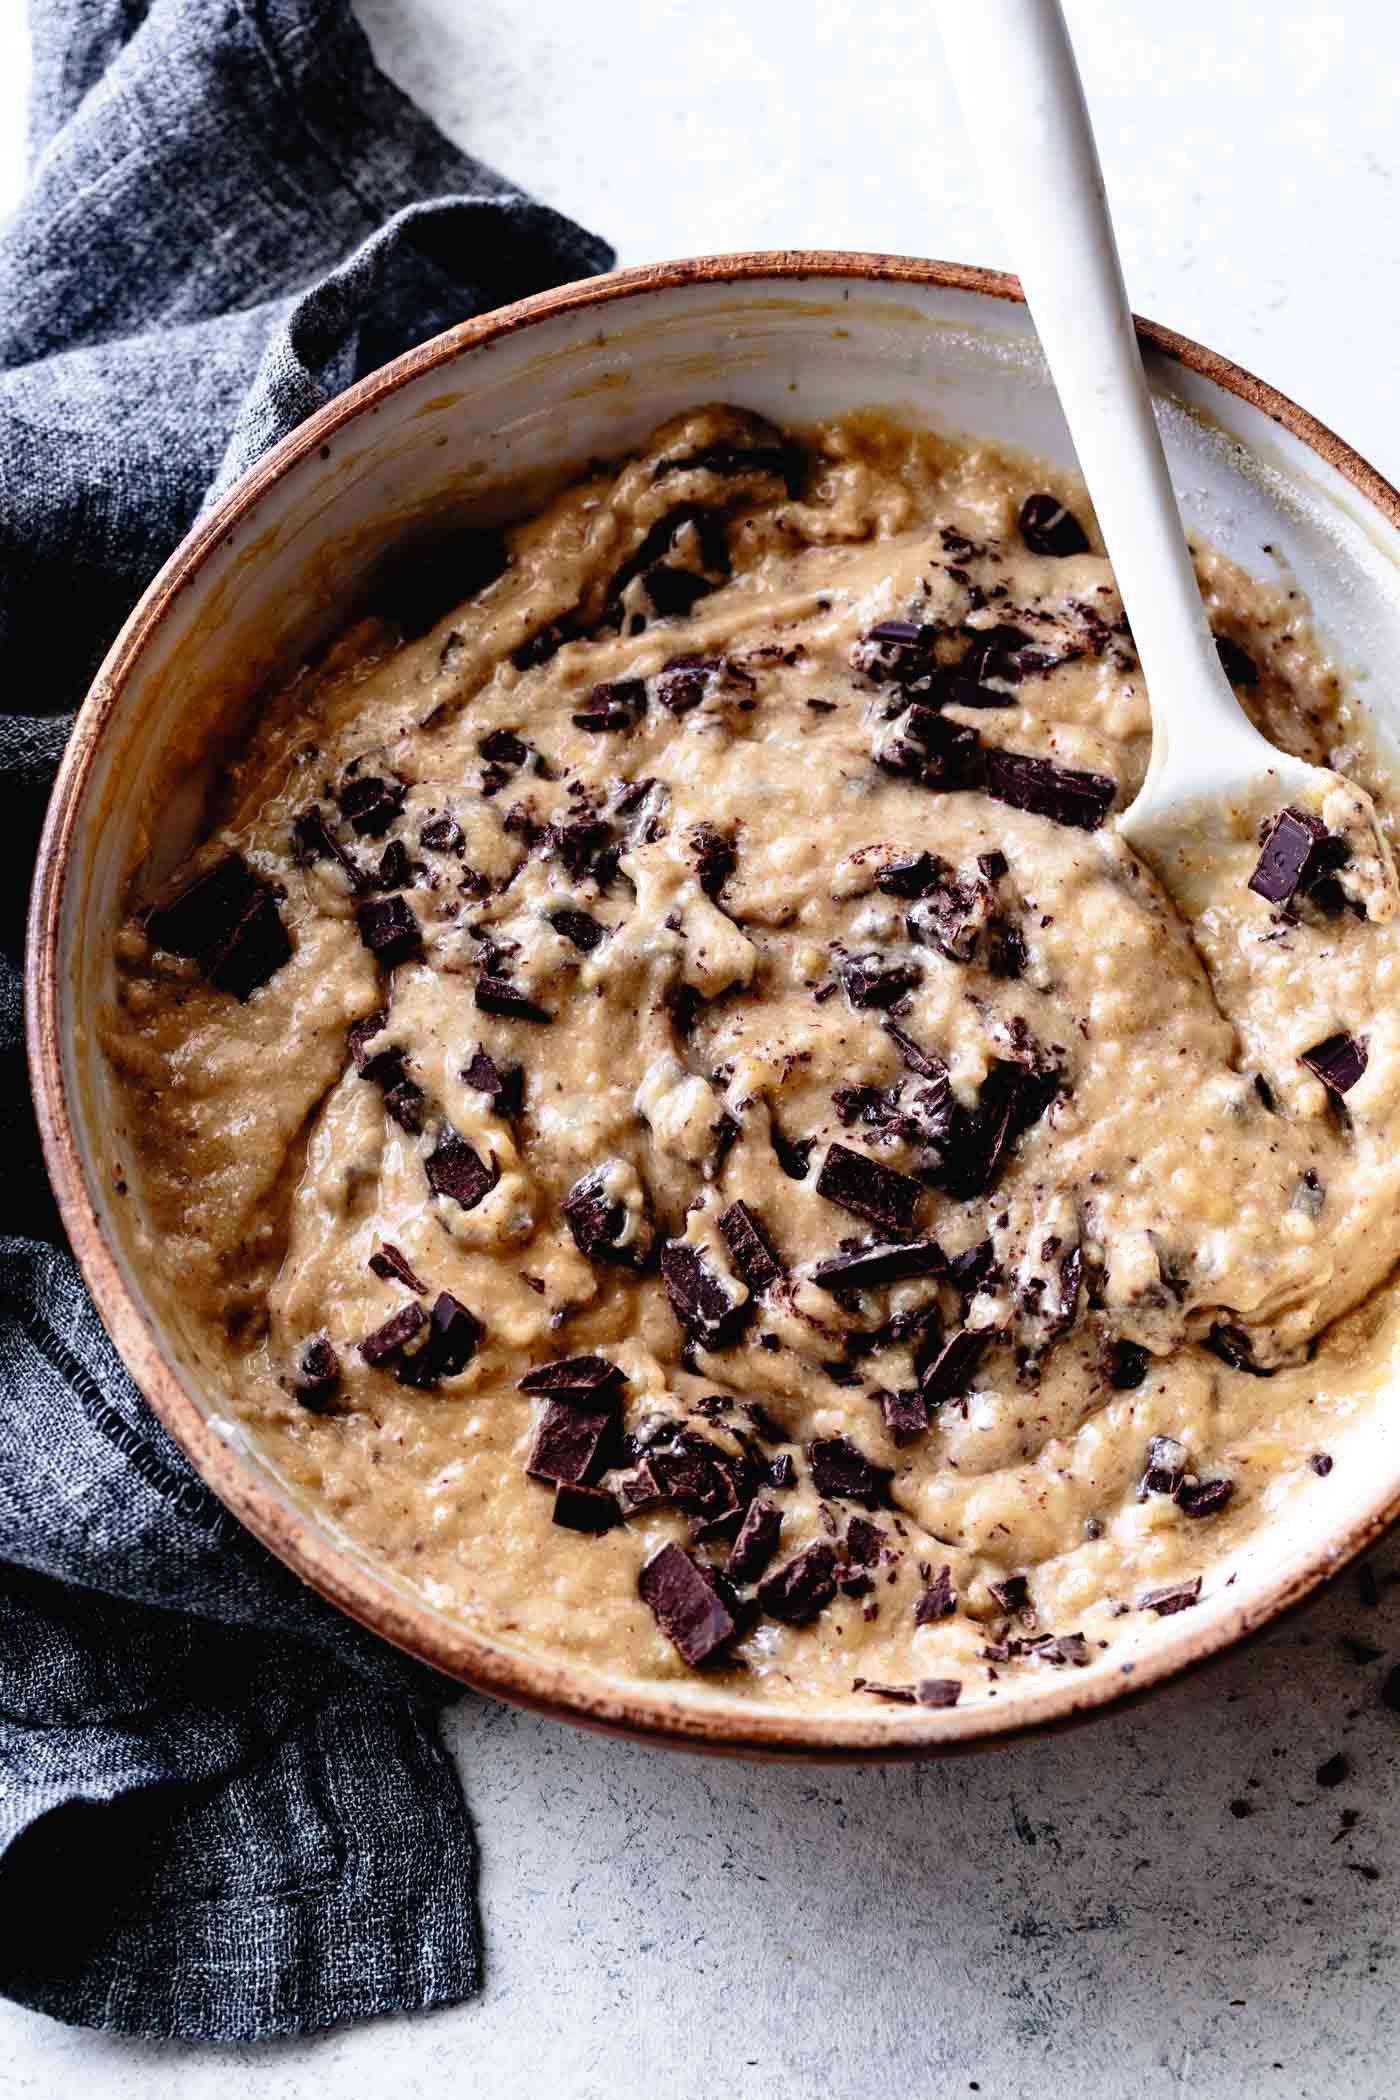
{"left": 6, "top": 3, "right": 1400, "bottom": 2094}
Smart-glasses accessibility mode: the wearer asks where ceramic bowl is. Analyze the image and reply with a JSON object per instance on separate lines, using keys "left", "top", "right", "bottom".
{"left": 28, "top": 253, "right": 1400, "bottom": 1756}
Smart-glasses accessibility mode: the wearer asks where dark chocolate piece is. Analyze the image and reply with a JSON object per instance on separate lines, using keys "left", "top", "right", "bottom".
{"left": 920, "top": 1327, "right": 991, "bottom": 1409}
{"left": 845, "top": 1516, "right": 887, "bottom": 1567}
{"left": 841, "top": 954, "right": 923, "bottom": 1010}
{"left": 916, "top": 1678, "right": 962, "bottom": 1708}
{"left": 1018, "top": 492, "right": 1090, "bottom": 557}
{"left": 294, "top": 1336, "right": 341, "bottom": 1413}
{"left": 550, "top": 908, "right": 608, "bottom": 953}
{"left": 552, "top": 1482, "right": 623, "bottom": 1533}
{"left": 1310, "top": 1453, "right": 1334, "bottom": 1477}
{"left": 812, "top": 1238, "right": 945, "bottom": 1291}
{"left": 518, "top": 1355, "right": 625, "bottom": 1399}
{"left": 947, "top": 1239, "right": 997, "bottom": 1302}
{"left": 480, "top": 728, "right": 529, "bottom": 768}
{"left": 544, "top": 815, "right": 618, "bottom": 886}
{"left": 338, "top": 774, "right": 405, "bottom": 838}
{"left": 1316, "top": 1752, "right": 1349, "bottom": 1788}
{"left": 420, "top": 813, "right": 465, "bottom": 855}
{"left": 858, "top": 1681, "right": 917, "bottom": 1703}
{"left": 883, "top": 1020, "right": 949, "bottom": 1083}
{"left": 424, "top": 1133, "right": 497, "bottom": 1211}
{"left": 851, "top": 620, "right": 939, "bottom": 684}
{"left": 1139, "top": 1434, "right": 1188, "bottom": 1499}
{"left": 395, "top": 1290, "right": 484, "bottom": 1387}
{"left": 771, "top": 1123, "right": 816, "bottom": 1182}
{"left": 985, "top": 748, "right": 1115, "bottom": 830}
{"left": 368, "top": 1243, "right": 426, "bottom": 1293}
{"left": 987, "top": 918, "right": 1028, "bottom": 980}
{"left": 756, "top": 1542, "right": 838, "bottom": 1624}
{"left": 1301, "top": 1032, "right": 1367, "bottom": 1098}
{"left": 875, "top": 851, "right": 953, "bottom": 899}
{"left": 880, "top": 1386, "right": 931, "bottom": 1446}
{"left": 145, "top": 853, "right": 262, "bottom": 959}
{"left": 475, "top": 973, "right": 552, "bottom": 1024}
{"left": 1138, "top": 1577, "right": 1202, "bottom": 1616}
{"left": 914, "top": 1565, "right": 956, "bottom": 1624}
{"left": 767, "top": 1452, "right": 796, "bottom": 1490}
{"left": 372, "top": 840, "right": 412, "bottom": 891}
{"left": 1032, "top": 1631, "right": 1090, "bottom": 1666}
{"left": 1177, "top": 1477, "right": 1235, "bottom": 1519}
{"left": 463, "top": 1046, "right": 524, "bottom": 1118}
{"left": 204, "top": 886, "right": 293, "bottom": 1000}
{"left": 359, "top": 1300, "right": 426, "bottom": 1367}
{"left": 875, "top": 704, "right": 981, "bottom": 789}
{"left": 383, "top": 1080, "right": 425, "bottom": 1133}
{"left": 573, "top": 678, "right": 646, "bottom": 732}
{"left": 1214, "top": 633, "right": 1259, "bottom": 687}
{"left": 726, "top": 1497, "right": 783, "bottom": 1586}
{"left": 1248, "top": 807, "right": 1327, "bottom": 907}
{"left": 527, "top": 1398, "right": 619, "bottom": 1486}
{"left": 639, "top": 1543, "right": 739, "bottom": 1666}
{"left": 988, "top": 1574, "right": 1029, "bottom": 1615}
{"left": 294, "top": 806, "right": 363, "bottom": 889}
{"left": 815, "top": 1143, "right": 922, "bottom": 1235}
{"left": 563, "top": 1166, "right": 649, "bottom": 1268}
{"left": 906, "top": 874, "right": 992, "bottom": 964}
{"left": 1106, "top": 1338, "right": 1150, "bottom": 1390}
{"left": 660, "top": 1240, "right": 748, "bottom": 1349}
{"left": 691, "top": 824, "right": 738, "bottom": 901}
{"left": 654, "top": 436, "right": 798, "bottom": 487}
{"left": 355, "top": 893, "right": 421, "bottom": 967}
{"left": 348, "top": 1009, "right": 390, "bottom": 1071}
{"left": 718, "top": 1202, "right": 784, "bottom": 1293}
{"left": 806, "top": 1436, "right": 892, "bottom": 1509}
{"left": 1204, "top": 1324, "right": 1276, "bottom": 1377}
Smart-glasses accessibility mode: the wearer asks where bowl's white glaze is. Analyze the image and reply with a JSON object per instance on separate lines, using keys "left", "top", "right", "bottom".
{"left": 29, "top": 255, "right": 1400, "bottom": 1755}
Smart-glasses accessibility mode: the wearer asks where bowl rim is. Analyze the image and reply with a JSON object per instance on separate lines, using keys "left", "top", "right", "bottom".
{"left": 26, "top": 248, "right": 1400, "bottom": 1758}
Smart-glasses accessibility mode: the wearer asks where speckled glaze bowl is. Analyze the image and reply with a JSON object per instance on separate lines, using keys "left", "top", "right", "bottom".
{"left": 28, "top": 254, "right": 1400, "bottom": 1756}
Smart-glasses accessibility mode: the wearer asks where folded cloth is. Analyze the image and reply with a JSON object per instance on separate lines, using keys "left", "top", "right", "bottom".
{"left": 0, "top": 0, "right": 611, "bottom": 2042}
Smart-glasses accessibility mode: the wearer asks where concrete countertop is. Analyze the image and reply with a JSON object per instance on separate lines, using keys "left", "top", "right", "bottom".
{"left": 5, "top": 3, "right": 1400, "bottom": 2094}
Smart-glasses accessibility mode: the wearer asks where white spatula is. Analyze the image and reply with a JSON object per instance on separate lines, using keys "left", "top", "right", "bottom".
{"left": 938, "top": 0, "right": 1395, "bottom": 918}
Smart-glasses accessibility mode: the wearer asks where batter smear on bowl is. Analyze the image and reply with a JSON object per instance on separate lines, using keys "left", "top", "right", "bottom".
{"left": 103, "top": 406, "right": 1400, "bottom": 1706}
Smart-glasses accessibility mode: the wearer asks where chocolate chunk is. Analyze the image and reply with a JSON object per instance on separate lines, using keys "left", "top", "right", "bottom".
{"left": 294, "top": 806, "right": 363, "bottom": 889}
{"left": 987, "top": 918, "right": 1028, "bottom": 980}
{"left": 1139, "top": 1434, "right": 1188, "bottom": 1499}
{"left": 463, "top": 1046, "right": 524, "bottom": 1118}
{"left": 1310, "top": 1452, "right": 1334, "bottom": 1477}
{"left": 512, "top": 618, "right": 577, "bottom": 671}
{"left": 757, "top": 1542, "right": 838, "bottom": 1624}
{"left": 988, "top": 1574, "right": 1029, "bottom": 1615}
{"left": 660, "top": 1240, "right": 748, "bottom": 1349}
{"left": 875, "top": 704, "right": 982, "bottom": 788}
{"left": 882, "top": 1021, "right": 947, "bottom": 1083}
{"left": 145, "top": 854, "right": 262, "bottom": 959}
{"left": 376, "top": 526, "right": 508, "bottom": 638}
{"left": 356, "top": 893, "right": 421, "bottom": 966}
{"left": 372, "top": 840, "right": 412, "bottom": 891}
{"left": 806, "top": 1436, "right": 892, "bottom": 1509}
{"left": 1138, "top": 1577, "right": 1202, "bottom": 1616}
{"left": 368, "top": 1243, "right": 426, "bottom": 1293}
{"left": 916, "top": 1677, "right": 962, "bottom": 1708}
{"left": 691, "top": 823, "right": 737, "bottom": 900}
{"left": 480, "top": 728, "right": 529, "bottom": 768}
{"left": 711, "top": 1112, "right": 740, "bottom": 1177}
{"left": 845, "top": 1516, "right": 887, "bottom": 1568}
{"left": 914, "top": 1565, "right": 956, "bottom": 1624}
{"left": 654, "top": 436, "right": 799, "bottom": 488}
{"left": 979, "top": 849, "right": 1009, "bottom": 881}
{"left": 204, "top": 886, "right": 293, "bottom": 1000}
{"left": 294, "top": 1336, "right": 341, "bottom": 1413}
{"left": 639, "top": 1543, "right": 739, "bottom": 1665}
{"left": 767, "top": 1452, "right": 796, "bottom": 1489}
{"left": 359, "top": 1300, "right": 427, "bottom": 1367}
{"left": 985, "top": 749, "right": 1115, "bottom": 830}
{"left": 815, "top": 1143, "right": 922, "bottom": 1235}
{"left": 1032, "top": 1632, "right": 1090, "bottom": 1666}
{"left": 550, "top": 907, "right": 608, "bottom": 953}
{"left": 544, "top": 816, "right": 618, "bottom": 886}
{"left": 851, "top": 620, "right": 940, "bottom": 684}
{"left": 518, "top": 1355, "right": 625, "bottom": 1400}
{"left": 772, "top": 1124, "right": 816, "bottom": 1182}
{"left": 906, "top": 875, "right": 992, "bottom": 964}
{"left": 616, "top": 1462, "right": 666, "bottom": 1515}
{"left": 564, "top": 1166, "right": 650, "bottom": 1268}
{"left": 1316, "top": 1751, "right": 1349, "bottom": 1788}
{"left": 573, "top": 678, "right": 646, "bottom": 732}
{"left": 726, "top": 1497, "right": 783, "bottom": 1586}
{"left": 348, "top": 1009, "right": 390, "bottom": 1072}
{"left": 420, "top": 814, "right": 464, "bottom": 855}
{"left": 424, "top": 1133, "right": 497, "bottom": 1211}
{"left": 920, "top": 1326, "right": 991, "bottom": 1410}
{"left": 1248, "top": 807, "right": 1327, "bottom": 907}
{"left": 947, "top": 1239, "right": 997, "bottom": 1302}
{"left": 1018, "top": 493, "right": 1090, "bottom": 557}
{"left": 475, "top": 973, "right": 552, "bottom": 1024}
{"left": 1215, "top": 633, "right": 1259, "bottom": 687}
{"left": 813, "top": 1238, "right": 945, "bottom": 1292}
{"left": 1178, "top": 1477, "right": 1235, "bottom": 1519}
{"left": 841, "top": 953, "right": 923, "bottom": 1010}
{"left": 718, "top": 1201, "right": 784, "bottom": 1293}
{"left": 1100, "top": 1339, "right": 1149, "bottom": 1396}
{"left": 396, "top": 1290, "right": 484, "bottom": 1387}
{"left": 856, "top": 1680, "right": 916, "bottom": 1703}
{"left": 339, "top": 774, "right": 405, "bottom": 838}
{"left": 1301, "top": 1032, "right": 1367, "bottom": 1098}
{"left": 875, "top": 851, "right": 953, "bottom": 899}
{"left": 880, "top": 1386, "right": 931, "bottom": 1445}
{"left": 528, "top": 1398, "right": 619, "bottom": 1486}
{"left": 552, "top": 1482, "right": 623, "bottom": 1533}
{"left": 960, "top": 622, "right": 1034, "bottom": 686}
{"left": 655, "top": 656, "right": 721, "bottom": 714}
{"left": 939, "top": 1056, "right": 1057, "bottom": 1203}
{"left": 1204, "top": 1323, "right": 1275, "bottom": 1378}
